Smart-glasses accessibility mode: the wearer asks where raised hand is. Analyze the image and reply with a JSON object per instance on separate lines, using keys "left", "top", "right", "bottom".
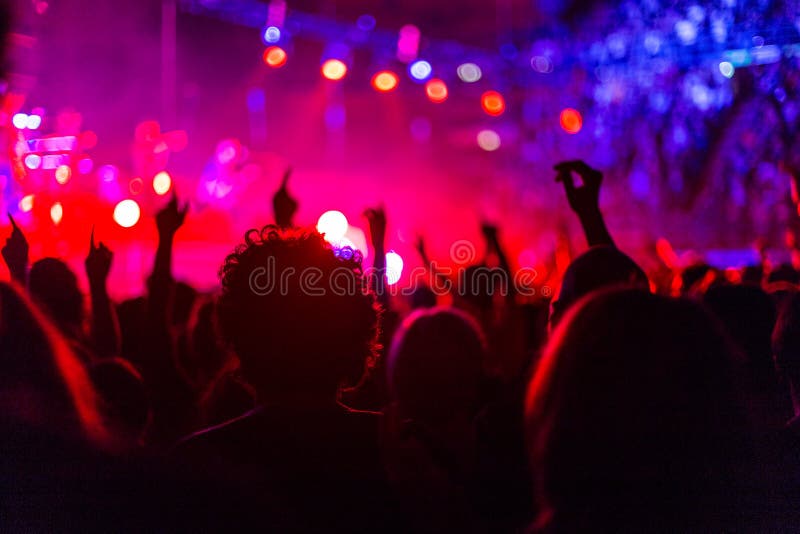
{"left": 363, "top": 206, "right": 387, "bottom": 250}
{"left": 2, "top": 213, "right": 29, "bottom": 283}
{"left": 415, "top": 235, "right": 428, "bottom": 262}
{"left": 554, "top": 160, "right": 603, "bottom": 216}
{"left": 273, "top": 166, "right": 298, "bottom": 229}
{"left": 85, "top": 227, "right": 113, "bottom": 284}
{"left": 554, "top": 160, "right": 614, "bottom": 247}
{"left": 481, "top": 222, "right": 499, "bottom": 249}
{"left": 156, "top": 191, "right": 188, "bottom": 238}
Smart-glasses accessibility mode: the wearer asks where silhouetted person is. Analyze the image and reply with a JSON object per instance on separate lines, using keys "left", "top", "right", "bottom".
{"left": 526, "top": 288, "right": 763, "bottom": 531}
{"left": 177, "top": 226, "right": 399, "bottom": 531}
{"left": 383, "top": 306, "right": 488, "bottom": 532}
{"left": 549, "top": 245, "right": 648, "bottom": 326}
{"left": 89, "top": 357, "right": 151, "bottom": 450}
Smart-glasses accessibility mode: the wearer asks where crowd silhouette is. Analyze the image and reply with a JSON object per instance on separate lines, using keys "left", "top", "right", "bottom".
{"left": 2, "top": 155, "right": 800, "bottom": 532}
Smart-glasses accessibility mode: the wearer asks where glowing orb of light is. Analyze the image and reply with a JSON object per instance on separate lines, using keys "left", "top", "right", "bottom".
{"left": 425, "top": 78, "right": 448, "bottom": 103}
{"left": 26, "top": 114, "right": 42, "bottom": 130}
{"left": 559, "top": 108, "right": 583, "bottom": 134}
{"left": 457, "top": 63, "right": 481, "bottom": 83}
{"left": 129, "top": 177, "right": 144, "bottom": 195}
{"left": 99, "top": 164, "right": 119, "bottom": 182}
{"left": 371, "top": 70, "right": 399, "bottom": 92}
{"left": 113, "top": 199, "right": 141, "bottom": 228}
{"left": 19, "top": 194, "right": 34, "bottom": 212}
{"left": 477, "top": 129, "right": 501, "bottom": 151}
{"left": 77, "top": 158, "right": 93, "bottom": 174}
{"left": 12, "top": 113, "right": 28, "bottom": 129}
{"left": 317, "top": 210, "right": 349, "bottom": 240}
{"left": 719, "top": 61, "right": 735, "bottom": 78}
{"left": 262, "top": 46, "right": 287, "bottom": 68}
{"left": 321, "top": 59, "right": 348, "bottom": 81}
{"left": 50, "top": 202, "right": 63, "bottom": 225}
{"left": 55, "top": 165, "right": 71, "bottom": 184}
{"left": 263, "top": 26, "right": 281, "bottom": 44}
{"left": 24, "top": 154, "right": 42, "bottom": 169}
{"left": 385, "top": 251, "right": 404, "bottom": 285}
{"left": 481, "top": 91, "right": 505, "bottom": 116}
{"left": 408, "top": 60, "right": 432, "bottom": 81}
{"left": 152, "top": 171, "right": 172, "bottom": 195}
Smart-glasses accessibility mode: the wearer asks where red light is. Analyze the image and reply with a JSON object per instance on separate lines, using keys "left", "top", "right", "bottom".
{"left": 425, "top": 79, "right": 448, "bottom": 103}
{"left": 322, "top": 59, "right": 347, "bottom": 81}
{"left": 481, "top": 91, "right": 505, "bottom": 116}
{"left": 263, "top": 46, "right": 287, "bottom": 68}
{"left": 371, "top": 71, "right": 399, "bottom": 92}
{"left": 559, "top": 108, "right": 582, "bottom": 134}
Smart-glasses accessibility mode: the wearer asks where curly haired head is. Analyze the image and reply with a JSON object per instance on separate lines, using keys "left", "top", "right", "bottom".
{"left": 217, "top": 226, "right": 380, "bottom": 399}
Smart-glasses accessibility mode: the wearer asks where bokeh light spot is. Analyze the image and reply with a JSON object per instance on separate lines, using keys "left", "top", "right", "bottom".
{"left": 317, "top": 210, "right": 349, "bottom": 240}
{"left": 481, "top": 91, "right": 505, "bottom": 116}
{"left": 55, "top": 164, "right": 71, "bottom": 184}
{"left": 50, "top": 202, "right": 63, "bottom": 225}
{"left": 321, "top": 59, "right": 348, "bottom": 81}
{"left": 153, "top": 171, "right": 172, "bottom": 195}
{"left": 409, "top": 60, "right": 432, "bottom": 81}
{"left": 477, "top": 129, "right": 501, "bottom": 151}
{"left": 19, "top": 194, "right": 34, "bottom": 213}
{"left": 371, "top": 70, "right": 399, "bottom": 92}
{"left": 113, "top": 199, "right": 141, "bottom": 228}
{"left": 456, "top": 63, "right": 481, "bottom": 83}
{"left": 263, "top": 46, "right": 287, "bottom": 68}
{"left": 425, "top": 79, "right": 448, "bottom": 103}
{"left": 559, "top": 108, "right": 583, "bottom": 134}
{"left": 385, "top": 251, "right": 403, "bottom": 285}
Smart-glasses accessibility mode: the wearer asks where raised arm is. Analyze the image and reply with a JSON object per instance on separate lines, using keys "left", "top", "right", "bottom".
{"left": 481, "top": 222, "right": 515, "bottom": 299}
{"left": 149, "top": 192, "right": 188, "bottom": 321}
{"left": 2, "top": 213, "right": 29, "bottom": 285}
{"left": 554, "top": 160, "right": 615, "bottom": 248}
{"left": 414, "top": 235, "right": 451, "bottom": 293}
{"left": 85, "top": 228, "right": 119, "bottom": 358}
{"left": 273, "top": 166, "right": 298, "bottom": 229}
{"left": 364, "top": 206, "right": 388, "bottom": 308}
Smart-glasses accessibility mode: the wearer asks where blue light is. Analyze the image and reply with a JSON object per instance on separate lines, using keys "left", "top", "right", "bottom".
{"left": 718, "top": 61, "right": 735, "bottom": 78}
{"left": 408, "top": 60, "right": 432, "bottom": 81}
{"left": 356, "top": 14, "right": 376, "bottom": 32}
{"left": 262, "top": 26, "right": 281, "bottom": 44}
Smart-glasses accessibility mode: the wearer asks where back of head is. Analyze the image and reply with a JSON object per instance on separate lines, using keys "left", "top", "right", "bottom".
{"left": 527, "top": 288, "right": 748, "bottom": 530}
{"left": 28, "top": 258, "right": 84, "bottom": 335}
{"left": 551, "top": 245, "right": 648, "bottom": 325}
{"left": 0, "top": 282, "right": 106, "bottom": 446}
{"left": 388, "top": 306, "right": 486, "bottom": 423}
{"left": 217, "top": 226, "right": 379, "bottom": 400}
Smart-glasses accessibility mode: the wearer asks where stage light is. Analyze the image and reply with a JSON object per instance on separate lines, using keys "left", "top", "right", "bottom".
{"left": 24, "top": 154, "right": 42, "bottom": 170}
{"left": 371, "top": 70, "right": 399, "bottom": 92}
{"left": 99, "top": 164, "right": 119, "bottom": 183}
{"left": 317, "top": 210, "right": 348, "bottom": 240}
{"left": 19, "top": 195, "right": 34, "bottom": 213}
{"left": 55, "top": 165, "right": 71, "bottom": 184}
{"left": 477, "top": 129, "right": 501, "bottom": 151}
{"left": 321, "top": 59, "right": 347, "bottom": 81}
{"left": 153, "top": 171, "right": 172, "bottom": 195}
{"left": 481, "top": 91, "right": 505, "bottom": 116}
{"left": 26, "top": 114, "right": 42, "bottom": 130}
{"left": 114, "top": 199, "right": 141, "bottom": 228}
{"left": 50, "top": 202, "right": 63, "bottom": 225}
{"left": 425, "top": 79, "right": 448, "bottom": 103}
{"left": 129, "top": 177, "right": 144, "bottom": 195}
{"left": 356, "top": 14, "right": 376, "bottom": 32}
{"left": 457, "top": 63, "right": 481, "bottom": 83}
{"left": 559, "top": 108, "right": 582, "bottom": 134}
{"left": 263, "top": 46, "right": 287, "bottom": 68}
{"left": 409, "top": 60, "right": 432, "bottom": 81}
{"left": 675, "top": 20, "right": 697, "bottom": 45}
{"left": 77, "top": 158, "right": 93, "bottom": 174}
{"left": 263, "top": 26, "right": 281, "bottom": 44}
{"left": 397, "top": 24, "right": 420, "bottom": 62}
{"left": 385, "top": 251, "right": 403, "bottom": 285}
{"left": 12, "top": 113, "right": 27, "bottom": 129}
{"left": 216, "top": 139, "right": 240, "bottom": 165}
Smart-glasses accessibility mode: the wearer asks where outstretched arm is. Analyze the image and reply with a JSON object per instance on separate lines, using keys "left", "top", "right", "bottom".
{"left": 2, "top": 213, "right": 29, "bottom": 285}
{"left": 482, "top": 222, "right": 515, "bottom": 299}
{"left": 85, "top": 228, "right": 119, "bottom": 358}
{"left": 554, "top": 160, "right": 615, "bottom": 248}
{"left": 364, "top": 206, "right": 388, "bottom": 308}
{"left": 273, "top": 166, "right": 298, "bottom": 229}
{"left": 149, "top": 192, "right": 188, "bottom": 322}
{"left": 415, "top": 235, "right": 450, "bottom": 293}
